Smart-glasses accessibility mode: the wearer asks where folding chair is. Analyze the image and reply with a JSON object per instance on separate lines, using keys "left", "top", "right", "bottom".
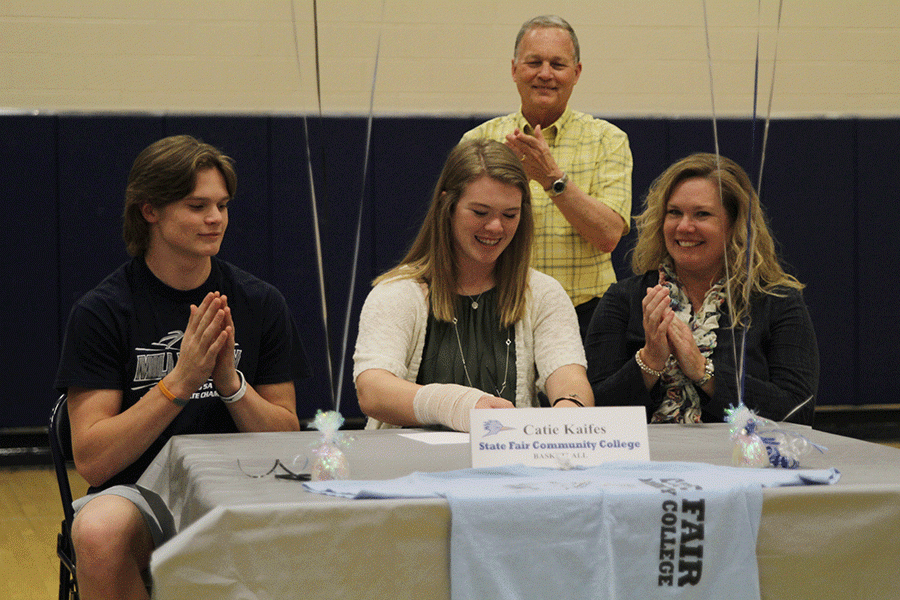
{"left": 49, "top": 394, "right": 79, "bottom": 600}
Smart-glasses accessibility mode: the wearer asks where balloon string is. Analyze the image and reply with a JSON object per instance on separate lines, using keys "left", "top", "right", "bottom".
{"left": 311, "top": 0, "right": 323, "bottom": 119}
{"left": 756, "top": 0, "right": 784, "bottom": 196}
{"left": 291, "top": 0, "right": 336, "bottom": 406}
{"left": 736, "top": 0, "right": 766, "bottom": 407}
{"left": 702, "top": 0, "right": 740, "bottom": 405}
{"left": 743, "top": 0, "right": 784, "bottom": 413}
{"left": 334, "top": 0, "right": 386, "bottom": 412}
{"left": 703, "top": 0, "right": 784, "bottom": 410}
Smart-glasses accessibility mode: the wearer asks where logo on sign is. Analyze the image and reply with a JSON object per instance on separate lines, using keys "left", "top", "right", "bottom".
{"left": 483, "top": 420, "right": 516, "bottom": 436}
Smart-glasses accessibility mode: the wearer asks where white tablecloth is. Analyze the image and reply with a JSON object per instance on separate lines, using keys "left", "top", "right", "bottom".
{"left": 139, "top": 424, "right": 900, "bottom": 600}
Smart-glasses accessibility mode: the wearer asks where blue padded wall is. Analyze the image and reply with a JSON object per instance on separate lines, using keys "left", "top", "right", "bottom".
{"left": 1, "top": 114, "right": 893, "bottom": 428}
{"left": 762, "top": 120, "right": 857, "bottom": 406}
{"left": 1, "top": 115, "right": 59, "bottom": 428}
{"left": 369, "top": 117, "right": 476, "bottom": 276}
{"left": 268, "top": 116, "right": 332, "bottom": 415}
{"left": 56, "top": 116, "right": 162, "bottom": 313}
{"left": 606, "top": 118, "right": 670, "bottom": 279}
{"left": 856, "top": 120, "right": 900, "bottom": 405}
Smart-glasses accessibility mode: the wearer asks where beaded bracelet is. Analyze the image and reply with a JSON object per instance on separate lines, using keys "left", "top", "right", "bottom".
{"left": 635, "top": 349, "right": 664, "bottom": 378}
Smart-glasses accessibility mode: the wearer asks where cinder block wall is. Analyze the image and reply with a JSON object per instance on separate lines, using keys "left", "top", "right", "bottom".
{"left": 1, "top": 1, "right": 897, "bottom": 116}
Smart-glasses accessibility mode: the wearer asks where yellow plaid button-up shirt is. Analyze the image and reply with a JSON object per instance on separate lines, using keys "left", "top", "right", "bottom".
{"left": 462, "top": 108, "right": 632, "bottom": 307}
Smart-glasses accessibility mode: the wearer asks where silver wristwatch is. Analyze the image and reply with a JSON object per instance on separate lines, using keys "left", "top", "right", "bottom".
{"left": 547, "top": 172, "right": 568, "bottom": 197}
{"left": 694, "top": 358, "right": 714, "bottom": 386}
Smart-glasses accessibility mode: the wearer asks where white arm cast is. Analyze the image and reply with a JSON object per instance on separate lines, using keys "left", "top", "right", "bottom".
{"left": 413, "top": 383, "right": 484, "bottom": 432}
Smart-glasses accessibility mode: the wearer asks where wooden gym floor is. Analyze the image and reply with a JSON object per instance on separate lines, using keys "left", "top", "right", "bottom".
{"left": 0, "top": 466, "right": 88, "bottom": 600}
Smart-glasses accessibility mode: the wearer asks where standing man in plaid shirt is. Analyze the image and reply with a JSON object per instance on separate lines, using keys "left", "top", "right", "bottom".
{"left": 462, "top": 15, "right": 633, "bottom": 337}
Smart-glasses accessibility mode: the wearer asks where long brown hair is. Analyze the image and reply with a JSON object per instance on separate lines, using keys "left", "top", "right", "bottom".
{"left": 123, "top": 135, "right": 236, "bottom": 257}
{"left": 632, "top": 152, "right": 803, "bottom": 326}
{"left": 375, "top": 139, "right": 533, "bottom": 327}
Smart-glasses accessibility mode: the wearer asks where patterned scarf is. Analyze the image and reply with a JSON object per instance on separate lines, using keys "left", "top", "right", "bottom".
{"left": 651, "top": 262, "right": 726, "bottom": 424}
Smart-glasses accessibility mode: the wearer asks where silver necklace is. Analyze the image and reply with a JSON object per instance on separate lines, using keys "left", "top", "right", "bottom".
{"left": 467, "top": 291, "right": 485, "bottom": 310}
{"left": 452, "top": 317, "right": 511, "bottom": 397}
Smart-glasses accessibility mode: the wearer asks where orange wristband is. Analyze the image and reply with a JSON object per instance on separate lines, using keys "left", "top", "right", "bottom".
{"left": 158, "top": 379, "right": 189, "bottom": 407}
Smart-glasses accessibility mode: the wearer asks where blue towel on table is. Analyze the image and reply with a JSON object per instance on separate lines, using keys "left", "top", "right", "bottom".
{"left": 305, "top": 462, "right": 839, "bottom": 600}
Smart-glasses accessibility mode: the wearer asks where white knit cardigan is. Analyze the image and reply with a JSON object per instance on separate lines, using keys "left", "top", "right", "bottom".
{"left": 353, "top": 268, "right": 586, "bottom": 429}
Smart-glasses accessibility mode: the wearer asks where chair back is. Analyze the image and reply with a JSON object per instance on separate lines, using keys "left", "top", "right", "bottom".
{"left": 49, "top": 394, "right": 76, "bottom": 527}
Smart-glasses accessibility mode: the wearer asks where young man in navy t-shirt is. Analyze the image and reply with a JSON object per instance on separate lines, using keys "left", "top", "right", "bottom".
{"left": 56, "top": 135, "right": 309, "bottom": 600}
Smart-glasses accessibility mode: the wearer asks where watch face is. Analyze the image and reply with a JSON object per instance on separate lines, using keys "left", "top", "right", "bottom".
{"left": 553, "top": 179, "right": 566, "bottom": 193}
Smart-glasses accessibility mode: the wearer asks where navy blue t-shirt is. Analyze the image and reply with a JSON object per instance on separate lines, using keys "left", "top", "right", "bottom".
{"left": 56, "top": 256, "right": 310, "bottom": 491}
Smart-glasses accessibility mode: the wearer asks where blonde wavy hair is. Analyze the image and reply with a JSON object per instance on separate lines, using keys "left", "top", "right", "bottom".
{"left": 632, "top": 152, "right": 803, "bottom": 326}
{"left": 374, "top": 139, "right": 533, "bottom": 327}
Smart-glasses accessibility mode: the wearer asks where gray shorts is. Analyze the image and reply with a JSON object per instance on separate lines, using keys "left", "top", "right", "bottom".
{"left": 72, "top": 484, "right": 177, "bottom": 548}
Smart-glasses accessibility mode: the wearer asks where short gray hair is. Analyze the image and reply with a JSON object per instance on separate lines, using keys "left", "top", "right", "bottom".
{"left": 513, "top": 15, "right": 580, "bottom": 63}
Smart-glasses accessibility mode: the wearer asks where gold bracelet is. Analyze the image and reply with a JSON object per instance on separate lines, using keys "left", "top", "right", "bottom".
{"left": 158, "top": 379, "right": 189, "bottom": 407}
{"left": 635, "top": 349, "right": 664, "bottom": 378}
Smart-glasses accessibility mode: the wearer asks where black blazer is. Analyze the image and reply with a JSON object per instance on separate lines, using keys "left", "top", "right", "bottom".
{"left": 585, "top": 271, "right": 819, "bottom": 424}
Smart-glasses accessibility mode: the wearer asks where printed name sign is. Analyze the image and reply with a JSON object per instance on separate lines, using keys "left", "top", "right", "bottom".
{"left": 470, "top": 406, "right": 650, "bottom": 468}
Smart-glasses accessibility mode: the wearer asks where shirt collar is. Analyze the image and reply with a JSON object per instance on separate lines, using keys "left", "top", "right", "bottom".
{"left": 516, "top": 106, "right": 572, "bottom": 147}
